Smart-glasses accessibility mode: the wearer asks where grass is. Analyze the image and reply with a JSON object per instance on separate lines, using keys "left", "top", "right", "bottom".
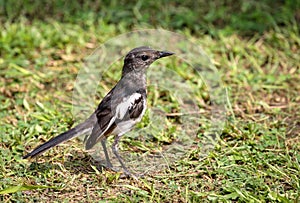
{"left": 1, "top": 1, "right": 299, "bottom": 202}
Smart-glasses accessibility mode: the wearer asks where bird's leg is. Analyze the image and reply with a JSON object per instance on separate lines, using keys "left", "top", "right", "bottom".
{"left": 101, "top": 139, "right": 113, "bottom": 169}
{"left": 112, "top": 135, "right": 131, "bottom": 175}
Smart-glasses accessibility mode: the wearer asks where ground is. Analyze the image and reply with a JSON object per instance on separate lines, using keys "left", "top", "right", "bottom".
{"left": 0, "top": 1, "right": 299, "bottom": 202}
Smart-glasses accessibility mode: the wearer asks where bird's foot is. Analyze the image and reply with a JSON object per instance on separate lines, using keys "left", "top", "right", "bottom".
{"left": 120, "top": 171, "right": 139, "bottom": 180}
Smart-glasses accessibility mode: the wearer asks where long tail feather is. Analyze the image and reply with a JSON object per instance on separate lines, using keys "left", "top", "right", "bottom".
{"left": 23, "top": 114, "right": 96, "bottom": 159}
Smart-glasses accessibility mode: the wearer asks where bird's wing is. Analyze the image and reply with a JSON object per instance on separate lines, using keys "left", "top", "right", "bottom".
{"left": 85, "top": 87, "right": 146, "bottom": 150}
{"left": 84, "top": 87, "right": 117, "bottom": 150}
{"left": 115, "top": 92, "right": 145, "bottom": 120}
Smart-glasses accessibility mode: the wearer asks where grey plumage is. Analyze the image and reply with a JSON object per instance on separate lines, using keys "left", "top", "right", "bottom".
{"left": 23, "top": 46, "right": 174, "bottom": 175}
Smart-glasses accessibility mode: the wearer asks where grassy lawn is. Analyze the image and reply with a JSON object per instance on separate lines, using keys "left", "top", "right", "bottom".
{"left": 1, "top": 1, "right": 299, "bottom": 202}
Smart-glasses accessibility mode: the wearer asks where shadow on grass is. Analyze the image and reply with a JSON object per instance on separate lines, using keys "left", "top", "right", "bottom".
{"left": 25, "top": 152, "right": 105, "bottom": 175}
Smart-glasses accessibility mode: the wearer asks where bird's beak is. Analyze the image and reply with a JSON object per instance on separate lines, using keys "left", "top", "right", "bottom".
{"left": 158, "top": 51, "right": 175, "bottom": 58}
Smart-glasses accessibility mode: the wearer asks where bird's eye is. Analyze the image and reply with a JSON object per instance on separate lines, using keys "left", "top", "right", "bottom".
{"left": 141, "top": 55, "right": 149, "bottom": 61}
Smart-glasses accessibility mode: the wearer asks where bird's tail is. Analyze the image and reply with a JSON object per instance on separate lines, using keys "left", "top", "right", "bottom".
{"left": 23, "top": 114, "right": 96, "bottom": 159}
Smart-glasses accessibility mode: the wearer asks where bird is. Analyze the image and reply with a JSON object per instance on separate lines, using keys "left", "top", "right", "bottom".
{"left": 23, "top": 46, "right": 174, "bottom": 176}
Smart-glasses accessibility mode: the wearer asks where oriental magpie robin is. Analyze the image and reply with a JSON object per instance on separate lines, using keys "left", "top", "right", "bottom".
{"left": 23, "top": 46, "right": 174, "bottom": 175}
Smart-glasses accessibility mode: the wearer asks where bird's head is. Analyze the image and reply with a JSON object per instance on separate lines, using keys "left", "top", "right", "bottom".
{"left": 123, "top": 46, "right": 174, "bottom": 74}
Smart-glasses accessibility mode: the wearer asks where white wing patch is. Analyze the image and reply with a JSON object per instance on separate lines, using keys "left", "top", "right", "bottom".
{"left": 112, "top": 92, "right": 146, "bottom": 136}
{"left": 115, "top": 93, "right": 142, "bottom": 119}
